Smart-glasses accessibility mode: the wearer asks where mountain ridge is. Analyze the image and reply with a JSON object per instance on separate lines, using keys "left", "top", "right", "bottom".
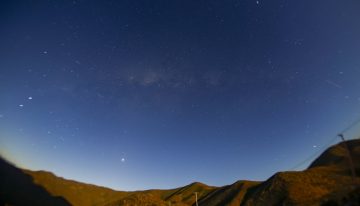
{"left": 1, "top": 139, "right": 360, "bottom": 205}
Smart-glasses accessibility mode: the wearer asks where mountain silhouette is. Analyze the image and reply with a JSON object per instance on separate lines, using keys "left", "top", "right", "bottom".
{"left": 0, "top": 158, "right": 70, "bottom": 206}
{"left": 1, "top": 139, "right": 359, "bottom": 206}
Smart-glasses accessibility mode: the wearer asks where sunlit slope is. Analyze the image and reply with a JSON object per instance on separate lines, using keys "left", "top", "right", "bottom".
{"left": 309, "top": 139, "right": 360, "bottom": 173}
{"left": 197, "top": 181, "right": 260, "bottom": 206}
{"left": 241, "top": 139, "right": 360, "bottom": 206}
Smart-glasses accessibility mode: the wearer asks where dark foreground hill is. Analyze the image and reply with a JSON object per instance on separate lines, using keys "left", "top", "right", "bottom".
{"left": 1, "top": 139, "right": 360, "bottom": 206}
{"left": 0, "top": 158, "right": 70, "bottom": 206}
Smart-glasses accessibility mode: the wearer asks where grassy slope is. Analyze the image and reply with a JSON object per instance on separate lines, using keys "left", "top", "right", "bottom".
{"left": 198, "top": 181, "right": 260, "bottom": 206}
{"left": 241, "top": 139, "right": 360, "bottom": 206}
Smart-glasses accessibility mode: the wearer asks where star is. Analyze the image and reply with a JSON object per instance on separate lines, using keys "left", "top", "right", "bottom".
{"left": 121, "top": 158, "right": 125, "bottom": 162}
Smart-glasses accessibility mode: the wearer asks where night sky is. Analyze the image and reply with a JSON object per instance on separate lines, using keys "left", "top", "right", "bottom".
{"left": 1, "top": 0, "right": 360, "bottom": 191}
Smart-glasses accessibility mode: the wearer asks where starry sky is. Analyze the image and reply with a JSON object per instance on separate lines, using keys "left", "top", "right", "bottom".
{"left": 1, "top": 0, "right": 360, "bottom": 191}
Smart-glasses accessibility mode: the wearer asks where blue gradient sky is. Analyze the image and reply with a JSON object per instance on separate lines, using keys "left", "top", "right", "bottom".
{"left": 1, "top": 0, "right": 360, "bottom": 190}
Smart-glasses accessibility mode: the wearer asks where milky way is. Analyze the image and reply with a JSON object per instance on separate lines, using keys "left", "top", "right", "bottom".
{"left": 0, "top": 0, "right": 360, "bottom": 190}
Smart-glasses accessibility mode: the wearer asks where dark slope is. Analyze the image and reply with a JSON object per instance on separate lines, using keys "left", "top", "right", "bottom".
{"left": 22, "top": 170, "right": 128, "bottom": 206}
{"left": 0, "top": 157, "right": 70, "bottom": 206}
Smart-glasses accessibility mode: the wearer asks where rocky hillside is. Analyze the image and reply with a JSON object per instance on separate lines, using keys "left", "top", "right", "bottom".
{"left": 1, "top": 139, "right": 359, "bottom": 206}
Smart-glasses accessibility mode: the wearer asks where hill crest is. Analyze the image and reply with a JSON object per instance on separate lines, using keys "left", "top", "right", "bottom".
{"left": 1, "top": 139, "right": 360, "bottom": 206}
